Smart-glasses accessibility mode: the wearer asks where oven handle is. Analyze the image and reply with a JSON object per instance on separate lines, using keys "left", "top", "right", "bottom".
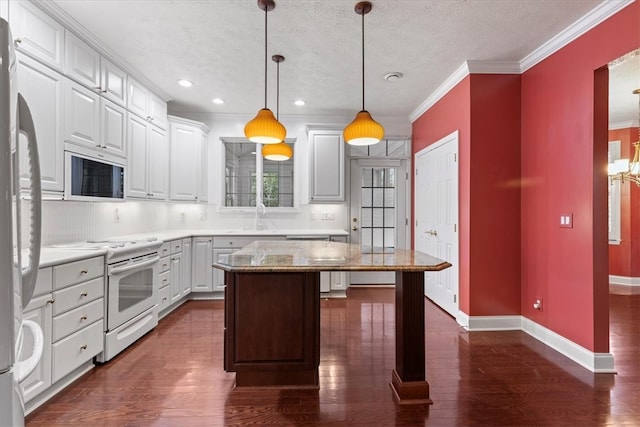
{"left": 109, "top": 255, "right": 160, "bottom": 275}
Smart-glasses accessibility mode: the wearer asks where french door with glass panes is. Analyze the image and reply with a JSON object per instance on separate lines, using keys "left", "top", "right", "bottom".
{"left": 349, "top": 159, "right": 408, "bottom": 284}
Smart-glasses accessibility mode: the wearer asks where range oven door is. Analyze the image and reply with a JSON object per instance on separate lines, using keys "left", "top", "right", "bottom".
{"left": 106, "top": 253, "right": 159, "bottom": 331}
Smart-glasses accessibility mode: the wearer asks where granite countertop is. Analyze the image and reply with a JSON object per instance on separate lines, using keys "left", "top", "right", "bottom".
{"left": 213, "top": 240, "right": 452, "bottom": 273}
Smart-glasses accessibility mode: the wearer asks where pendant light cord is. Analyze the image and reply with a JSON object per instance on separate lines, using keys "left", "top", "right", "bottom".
{"left": 276, "top": 60, "right": 280, "bottom": 120}
{"left": 264, "top": 6, "right": 268, "bottom": 109}
{"left": 361, "top": 9, "right": 365, "bottom": 111}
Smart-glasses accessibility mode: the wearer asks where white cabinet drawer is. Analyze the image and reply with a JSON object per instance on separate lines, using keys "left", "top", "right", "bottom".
{"left": 53, "top": 298, "right": 104, "bottom": 342}
{"left": 157, "top": 285, "right": 171, "bottom": 312}
{"left": 158, "top": 269, "right": 170, "bottom": 290}
{"left": 159, "top": 242, "right": 171, "bottom": 258}
{"left": 53, "top": 277, "right": 103, "bottom": 316}
{"left": 158, "top": 256, "right": 171, "bottom": 273}
{"left": 52, "top": 320, "right": 103, "bottom": 382}
{"left": 212, "top": 236, "right": 284, "bottom": 248}
{"left": 53, "top": 256, "right": 104, "bottom": 290}
{"left": 170, "top": 240, "right": 182, "bottom": 254}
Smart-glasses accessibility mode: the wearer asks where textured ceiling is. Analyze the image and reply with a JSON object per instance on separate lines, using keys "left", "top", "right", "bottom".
{"left": 50, "top": 0, "right": 635, "bottom": 124}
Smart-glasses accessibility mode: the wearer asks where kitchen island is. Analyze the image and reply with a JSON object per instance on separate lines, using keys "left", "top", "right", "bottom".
{"left": 213, "top": 240, "right": 451, "bottom": 404}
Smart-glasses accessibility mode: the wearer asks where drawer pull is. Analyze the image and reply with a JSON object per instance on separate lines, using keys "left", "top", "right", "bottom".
{"left": 47, "top": 299, "right": 55, "bottom": 304}
{"left": 80, "top": 345, "right": 87, "bottom": 351}
{"left": 162, "top": 297, "right": 167, "bottom": 302}
{"left": 81, "top": 292, "right": 88, "bottom": 297}
{"left": 80, "top": 269, "right": 88, "bottom": 275}
{"left": 80, "top": 315, "right": 88, "bottom": 321}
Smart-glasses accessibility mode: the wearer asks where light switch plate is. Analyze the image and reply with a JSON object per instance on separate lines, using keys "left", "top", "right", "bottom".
{"left": 560, "top": 213, "right": 573, "bottom": 228}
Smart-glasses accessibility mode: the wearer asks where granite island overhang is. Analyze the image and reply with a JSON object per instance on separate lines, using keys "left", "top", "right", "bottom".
{"left": 213, "top": 240, "right": 452, "bottom": 404}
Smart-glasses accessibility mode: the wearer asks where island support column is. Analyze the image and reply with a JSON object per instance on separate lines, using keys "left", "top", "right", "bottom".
{"left": 390, "top": 271, "right": 432, "bottom": 404}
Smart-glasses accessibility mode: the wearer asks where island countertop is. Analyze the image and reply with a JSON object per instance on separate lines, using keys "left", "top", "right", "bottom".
{"left": 213, "top": 240, "right": 451, "bottom": 272}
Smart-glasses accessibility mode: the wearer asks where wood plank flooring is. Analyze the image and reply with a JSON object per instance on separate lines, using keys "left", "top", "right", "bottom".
{"left": 26, "top": 289, "right": 640, "bottom": 426}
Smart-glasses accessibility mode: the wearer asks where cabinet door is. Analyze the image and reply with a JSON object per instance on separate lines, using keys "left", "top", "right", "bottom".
{"left": 17, "top": 54, "right": 64, "bottom": 192}
{"left": 192, "top": 238, "right": 213, "bottom": 292}
{"left": 100, "top": 98, "right": 126, "bottom": 158}
{"left": 169, "top": 124, "right": 200, "bottom": 201}
{"left": 21, "top": 294, "right": 53, "bottom": 403}
{"left": 212, "top": 249, "right": 234, "bottom": 292}
{"left": 64, "top": 78, "right": 100, "bottom": 149}
{"left": 10, "top": 0, "right": 64, "bottom": 71}
{"left": 147, "top": 125, "right": 168, "bottom": 200}
{"left": 198, "top": 132, "right": 208, "bottom": 202}
{"left": 64, "top": 31, "right": 100, "bottom": 90}
{"left": 148, "top": 93, "right": 167, "bottom": 130}
{"left": 127, "top": 78, "right": 149, "bottom": 119}
{"left": 181, "top": 238, "right": 192, "bottom": 296}
{"left": 170, "top": 253, "right": 182, "bottom": 303}
{"left": 309, "top": 131, "right": 344, "bottom": 202}
{"left": 126, "top": 114, "right": 149, "bottom": 198}
{"left": 100, "top": 58, "right": 127, "bottom": 107}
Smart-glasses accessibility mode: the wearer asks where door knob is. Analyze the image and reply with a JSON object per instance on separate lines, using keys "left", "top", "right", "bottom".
{"left": 352, "top": 226, "right": 358, "bottom": 231}
{"left": 425, "top": 229, "right": 438, "bottom": 236}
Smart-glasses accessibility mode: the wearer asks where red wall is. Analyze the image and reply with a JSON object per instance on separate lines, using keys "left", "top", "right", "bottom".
{"left": 412, "top": 74, "right": 521, "bottom": 316}
{"left": 520, "top": 2, "right": 639, "bottom": 352}
{"left": 608, "top": 127, "right": 640, "bottom": 277}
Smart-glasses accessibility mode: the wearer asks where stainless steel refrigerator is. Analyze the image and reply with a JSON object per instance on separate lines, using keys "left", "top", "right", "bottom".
{"left": 0, "top": 17, "right": 44, "bottom": 427}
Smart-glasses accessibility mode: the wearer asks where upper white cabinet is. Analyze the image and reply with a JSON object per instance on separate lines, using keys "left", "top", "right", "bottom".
{"left": 100, "top": 99, "right": 127, "bottom": 157}
{"left": 127, "top": 114, "right": 168, "bottom": 200}
{"left": 100, "top": 58, "right": 127, "bottom": 107}
{"left": 64, "top": 32, "right": 100, "bottom": 90}
{"left": 128, "top": 79, "right": 167, "bottom": 129}
{"left": 10, "top": 0, "right": 64, "bottom": 71}
{"left": 17, "top": 53, "right": 64, "bottom": 193}
{"left": 168, "top": 116, "right": 210, "bottom": 202}
{"left": 308, "top": 129, "right": 345, "bottom": 202}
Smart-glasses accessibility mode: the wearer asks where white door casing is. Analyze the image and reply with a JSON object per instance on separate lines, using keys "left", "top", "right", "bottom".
{"left": 415, "top": 131, "right": 459, "bottom": 318}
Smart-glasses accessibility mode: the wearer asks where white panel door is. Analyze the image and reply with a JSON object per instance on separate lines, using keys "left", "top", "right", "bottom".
{"left": 100, "top": 98, "right": 126, "bottom": 158}
{"left": 309, "top": 131, "right": 344, "bottom": 202}
{"left": 64, "top": 31, "right": 100, "bottom": 89}
{"left": 16, "top": 54, "right": 64, "bottom": 192}
{"left": 415, "top": 131, "right": 459, "bottom": 318}
{"left": 170, "top": 124, "right": 199, "bottom": 200}
{"left": 10, "top": 0, "right": 64, "bottom": 71}
{"left": 21, "top": 294, "right": 52, "bottom": 403}
{"left": 192, "top": 238, "right": 213, "bottom": 292}
{"left": 181, "top": 239, "right": 192, "bottom": 296}
{"left": 147, "top": 125, "right": 168, "bottom": 199}
{"left": 170, "top": 253, "right": 182, "bottom": 303}
{"left": 64, "top": 79, "right": 100, "bottom": 148}
{"left": 100, "top": 58, "right": 127, "bottom": 106}
{"left": 127, "top": 78, "right": 149, "bottom": 119}
{"left": 126, "top": 114, "right": 149, "bottom": 198}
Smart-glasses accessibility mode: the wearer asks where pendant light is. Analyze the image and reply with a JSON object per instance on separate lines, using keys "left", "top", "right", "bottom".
{"left": 263, "top": 54, "right": 293, "bottom": 161}
{"left": 343, "top": 1, "right": 384, "bottom": 146}
{"left": 244, "top": 0, "right": 286, "bottom": 144}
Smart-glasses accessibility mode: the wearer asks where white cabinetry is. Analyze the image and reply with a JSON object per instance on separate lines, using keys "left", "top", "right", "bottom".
{"left": 16, "top": 54, "right": 64, "bottom": 193}
{"left": 181, "top": 238, "right": 192, "bottom": 297}
{"left": 158, "top": 239, "right": 190, "bottom": 316}
{"left": 51, "top": 256, "right": 104, "bottom": 383}
{"left": 191, "top": 237, "right": 213, "bottom": 292}
{"left": 157, "top": 242, "right": 171, "bottom": 315}
{"left": 126, "top": 114, "right": 168, "bottom": 199}
{"left": 10, "top": 0, "right": 64, "bottom": 71}
{"left": 21, "top": 268, "right": 53, "bottom": 403}
{"left": 168, "top": 116, "right": 210, "bottom": 202}
{"left": 308, "top": 129, "right": 345, "bottom": 202}
{"left": 100, "top": 58, "right": 127, "bottom": 106}
{"left": 128, "top": 79, "right": 167, "bottom": 129}
{"left": 169, "top": 240, "right": 184, "bottom": 304}
{"left": 64, "top": 31, "right": 100, "bottom": 90}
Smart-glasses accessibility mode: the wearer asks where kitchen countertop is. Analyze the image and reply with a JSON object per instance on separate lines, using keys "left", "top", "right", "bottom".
{"left": 37, "top": 229, "right": 349, "bottom": 268}
{"left": 213, "top": 240, "right": 452, "bottom": 273}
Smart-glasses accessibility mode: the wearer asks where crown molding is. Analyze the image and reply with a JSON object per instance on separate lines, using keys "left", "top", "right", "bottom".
{"left": 610, "top": 120, "right": 638, "bottom": 130}
{"left": 32, "top": 0, "right": 172, "bottom": 102}
{"left": 409, "top": 62, "right": 470, "bottom": 123}
{"left": 466, "top": 60, "right": 521, "bottom": 74}
{"left": 519, "top": 0, "right": 635, "bottom": 72}
{"left": 167, "top": 115, "right": 211, "bottom": 134}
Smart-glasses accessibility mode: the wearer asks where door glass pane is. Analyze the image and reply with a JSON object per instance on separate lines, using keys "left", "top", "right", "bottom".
{"left": 359, "top": 167, "right": 396, "bottom": 252}
{"left": 118, "top": 268, "right": 153, "bottom": 312}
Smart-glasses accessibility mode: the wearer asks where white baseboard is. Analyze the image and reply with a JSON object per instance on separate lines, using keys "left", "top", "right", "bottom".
{"left": 460, "top": 313, "right": 616, "bottom": 373}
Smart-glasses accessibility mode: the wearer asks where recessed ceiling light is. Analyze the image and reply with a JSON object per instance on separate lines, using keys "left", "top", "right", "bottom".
{"left": 383, "top": 72, "right": 403, "bottom": 82}
{"left": 294, "top": 100, "right": 305, "bottom": 106}
{"left": 178, "top": 79, "right": 194, "bottom": 88}
{"left": 212, "top": 98, "right": 225, "bottom": 105}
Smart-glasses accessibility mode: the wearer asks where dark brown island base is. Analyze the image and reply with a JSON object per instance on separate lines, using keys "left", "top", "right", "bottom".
{"left": 213, "top": 240, "right": 451, "bottom": 405}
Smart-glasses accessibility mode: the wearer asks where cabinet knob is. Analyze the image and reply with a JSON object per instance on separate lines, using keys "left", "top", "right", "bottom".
{"left": 80, "top": 315, "right": 88, "bottom": 321}
{"left": 14, "top": 38, "right": 22, "bottom": 44}
{"left": 80, "top": 269, "right": 88, "bottom": 275}
{"left": 80, "top": 345, "right": 87, "bottom": 351}
{"left": 47, "top": 299, "right": 55, "bottom": 305}
{"left": 81, "top": 291, "right": 88, "bottom": 297}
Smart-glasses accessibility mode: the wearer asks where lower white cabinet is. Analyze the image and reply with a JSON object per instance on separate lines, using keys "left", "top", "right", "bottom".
{"left": 181, "top": 238, "right": 192, "bottom": 296}
{"left": 52, "top": 320, "right": 103, "bottom": 383}
{"left": 170, "top": 252, "right": 182, "bottom": 304}
{"left": 158, "top": 239, "right": 190, "bottom": 316}
{"left": 212, "top": 248, "right": 234, "bottom": 293}
{"left": 191, "top": 237, "right": 213, "bottom": 292}
{"left": 21, "top": 293, "right": 53, "bottom": 403}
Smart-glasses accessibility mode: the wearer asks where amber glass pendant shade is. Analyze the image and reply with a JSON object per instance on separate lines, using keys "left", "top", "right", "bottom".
{"left": 343, "top": 110, "right": 384, "bottom": 146}
{"left": 244, "top": 108, "right": 286, "bottom": 144}
{"left": 262, "top": 141, "right": 292, "bottom": 161}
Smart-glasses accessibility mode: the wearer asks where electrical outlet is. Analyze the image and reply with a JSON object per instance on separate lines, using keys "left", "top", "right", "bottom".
{"left": 180, "top": 212, "right": 186, "bottom": 224}
{"left": 533, "top": 298, "right": 543, "bottom": 311}
{"left": 114, "top": 208, "right": 120, "bottom": 223}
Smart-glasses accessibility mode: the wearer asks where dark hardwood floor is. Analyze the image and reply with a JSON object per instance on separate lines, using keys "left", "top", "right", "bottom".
{"left": 26, "top": 289, "right": 640, "bottom": 426}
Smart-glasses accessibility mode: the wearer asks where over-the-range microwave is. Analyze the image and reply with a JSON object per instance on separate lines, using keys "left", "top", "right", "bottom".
{"left": 64, "top": 147, "right": 125, "bottom": 201}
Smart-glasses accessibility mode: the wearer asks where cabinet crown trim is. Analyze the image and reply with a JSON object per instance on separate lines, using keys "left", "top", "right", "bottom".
{"left": 168, "top": 115, "right": 211, "bottom": 134}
